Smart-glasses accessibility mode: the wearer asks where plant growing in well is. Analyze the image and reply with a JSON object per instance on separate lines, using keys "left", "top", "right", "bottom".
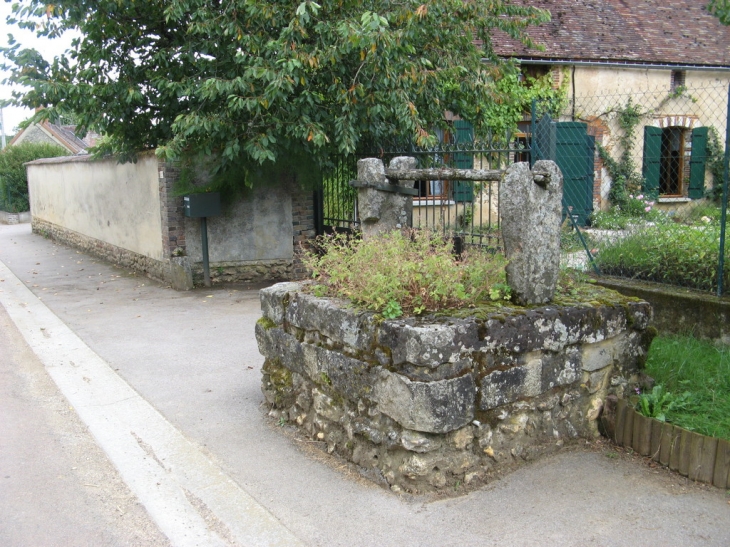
{"left": 303, "top": 229, "right": 509, "bottom": 318}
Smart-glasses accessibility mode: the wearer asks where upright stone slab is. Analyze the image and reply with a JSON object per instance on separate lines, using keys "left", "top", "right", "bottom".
{"left": 354, "top": 157, "right": 414, "bottom": 240}
{"left": 500, "top": 160, "right": 563, "bottom": 305}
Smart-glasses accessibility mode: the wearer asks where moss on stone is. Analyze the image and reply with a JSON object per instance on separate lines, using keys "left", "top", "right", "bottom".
{"left": 256, "top": 316, "right": 278, "bottom": 330}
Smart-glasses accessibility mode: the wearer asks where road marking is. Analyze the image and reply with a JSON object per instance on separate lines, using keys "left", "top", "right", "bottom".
{"left": 0, "top": 259, "right": 304, "bottom": 547}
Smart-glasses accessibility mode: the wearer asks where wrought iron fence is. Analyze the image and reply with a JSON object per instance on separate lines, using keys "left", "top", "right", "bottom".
{"left": 319, "top": 127, "right": 531, "bottom": 251}
{"left": 318, "top": 80, "right": 730, "bottom": 296}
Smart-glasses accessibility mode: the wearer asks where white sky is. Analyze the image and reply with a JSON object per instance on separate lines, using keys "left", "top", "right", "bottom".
{"left": 0, "top": 2, "right": 77, "bottom": 136}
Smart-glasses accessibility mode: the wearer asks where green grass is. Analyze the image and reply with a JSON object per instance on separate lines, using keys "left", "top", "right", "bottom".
{"left": 644, "top": 335, "right": 730, "bottom": 441}
{"left": 595, "top": 223, "right": 728, "bottom": 292}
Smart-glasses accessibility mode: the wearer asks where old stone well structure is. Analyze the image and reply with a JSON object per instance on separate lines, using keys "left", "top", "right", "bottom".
{"left": 255, "top": 157, "right": 655, "bottom": 494}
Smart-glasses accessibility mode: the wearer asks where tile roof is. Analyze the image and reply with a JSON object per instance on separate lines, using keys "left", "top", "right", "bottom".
{"left": 9, "top": 120, "right": 101, "bottom": 154}
{"left": 492, "top": 0, "right": 730, "bottom": 68}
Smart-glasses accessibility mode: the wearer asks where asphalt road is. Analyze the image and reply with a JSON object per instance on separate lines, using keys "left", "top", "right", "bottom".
{"left": 1, "top": 222, "right": 729, "bottom": 547}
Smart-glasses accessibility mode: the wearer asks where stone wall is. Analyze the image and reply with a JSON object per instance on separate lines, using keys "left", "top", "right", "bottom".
{"left": 256, "top": 282, "right": 654, "bottom": 494}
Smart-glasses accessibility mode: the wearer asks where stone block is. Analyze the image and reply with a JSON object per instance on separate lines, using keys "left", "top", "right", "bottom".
{"left": 374, "top": 370, "right": 476, "bottom": 434}
{"left": 480, "top": 359, "right": 542, "bottom": 410}
{"left": 259, "top": 282, "right": 303, "bottom": 324}
{"left": 378, "top": 319, "right": 479, "bottom": 368}
{"left": 501, "top": 161, "right": 563, "bottom": 305}
{"left": 581, "top": 335, "right": 630, "bottom": 372}
{"left": 304, "top": 344, "right": 376, "bottom": 402}
{"left": 287, "top": 292, "right": 375, "bottom": 351}
{"left": 255, "top": 324, "right": 308, "bottom": 377}
{"left": 401, "top": 430, "right": 441, "bottom": 453}
{"left": 541, "top": 348, "right": 581, "bottom": 390}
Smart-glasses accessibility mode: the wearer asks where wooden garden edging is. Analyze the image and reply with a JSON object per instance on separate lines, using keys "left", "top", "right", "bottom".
{"left": 606, "top": 397, "right": 730, "bottom": 488}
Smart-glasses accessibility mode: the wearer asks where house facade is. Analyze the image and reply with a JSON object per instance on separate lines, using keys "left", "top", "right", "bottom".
{"left": 493, "top": 0, "right": 730, "bottom": 214}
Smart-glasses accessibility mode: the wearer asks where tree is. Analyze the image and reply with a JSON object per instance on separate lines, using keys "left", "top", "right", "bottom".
{"left": 2, "top": 1, "right": 550, "bottom": 186}
{"left": 0, "top": 142, "right": 67, "bottom": 212}
{"left": 708, "top": 0, "right": 730, "bottom": 25}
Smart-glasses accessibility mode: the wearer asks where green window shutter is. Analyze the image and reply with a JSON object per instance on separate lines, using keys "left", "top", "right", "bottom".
{"left": 689, "top": 126, "right": 708, "bottom": 199}
{"left": 642, "top": 126, "right": 662, "bottom": 197}
{"left": 452, "top": 120, "right": 474, "bottom": 202}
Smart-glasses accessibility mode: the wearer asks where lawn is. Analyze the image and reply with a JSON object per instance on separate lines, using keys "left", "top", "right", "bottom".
{"left": 643, "top": 334, "right": 730, "bottom": 441}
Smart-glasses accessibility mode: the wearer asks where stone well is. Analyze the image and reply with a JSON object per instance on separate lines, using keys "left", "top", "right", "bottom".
{"left": 256, "top": 282, "right": 654, "bottom": 493}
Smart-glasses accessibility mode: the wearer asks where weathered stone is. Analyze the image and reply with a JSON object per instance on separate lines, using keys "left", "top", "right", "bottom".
{"left": 286, "top": 292, "right": 375, "bottom": 351}
{"left": 500, "top": 160, "right": 563, "bottom": 305}
{"left": 401, "top": 430, "right": 441, "bottom": 453}
{"left": 480, "top": 359, "right": 542, "bottom": 410}
{"left": 541, "top": 348, "right": 581, "bottom": 390}
{"left": 478, "top": 305, "right": 629, "bottom": 355}
{"left": 260, "top": 282, "right": 303, "bottom": 324}
{"left": 379, "top": 319, "right": 479, "bottom": 368}
{"left": 374, "top": 370, "right": 476, "bottom": 434}
{"left": 581, "top": 335, "right": 629, "bottom": 372}
{"left": 312, "top": 388, "right": 344, "bottom": 423}
{"left": 255, "top": 324, "right": 308, "bottom": 377}
{"left": 354, "top": 157, "right": 414, "bottom": 239}
{"left": 257, "top": 287, "right": 654, "bottom": 494}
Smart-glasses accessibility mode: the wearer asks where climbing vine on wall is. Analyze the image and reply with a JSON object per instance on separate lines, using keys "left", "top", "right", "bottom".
{"left": 596, "top": 98, "right": 645, "bottom": 207}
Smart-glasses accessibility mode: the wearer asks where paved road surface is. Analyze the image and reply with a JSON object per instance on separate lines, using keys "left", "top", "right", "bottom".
{"left": 1, "top": 223, "right": 729, "bottom": 547}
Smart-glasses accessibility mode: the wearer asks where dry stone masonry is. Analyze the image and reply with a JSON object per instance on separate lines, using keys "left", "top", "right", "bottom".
{"left": 257, "top": 282, "right": 655, "bottom": 494}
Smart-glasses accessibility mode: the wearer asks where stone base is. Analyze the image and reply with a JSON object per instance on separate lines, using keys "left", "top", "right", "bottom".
{"left": 1, "top": 211, "right": 31, "bottom": 225}
{"left": 192, "top": 259, "right": 292, "bottom": 286}
{"left": 32, "top": 218, "right": 297, "bottom": 289}
{"left": 256, "top": 282, "right": 655, "bottom": 494}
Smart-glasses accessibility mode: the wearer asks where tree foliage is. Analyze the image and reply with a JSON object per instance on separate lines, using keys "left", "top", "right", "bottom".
{"left": 2, "top": 0, "right": 550, "bottom": 185}
{"left": 0, "top": 142, "right": 67, "bottom": 212}
{"left": 708, "top": 0, "right": 730, "bottom": 25}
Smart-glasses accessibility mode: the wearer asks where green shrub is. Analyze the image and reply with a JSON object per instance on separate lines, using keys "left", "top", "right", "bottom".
{"left": 0, "top": 142, "right": 68, "bottom": 212}
{"left": 303, "top": 229, "right": 509, "bottom": 318}
{"left": 595, "top": 223, "right": 728, "bottom": 292}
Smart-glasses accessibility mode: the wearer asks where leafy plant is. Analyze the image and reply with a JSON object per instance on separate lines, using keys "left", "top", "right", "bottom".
{"left": 303, "top": 229, "right": 508, "bottom": 317}
{"left": 0, "top": 142, "right": 68, "bottom": 212}
{"left": 2, "top": 0, "right": 551, "bottom": 185}
{"left": 636, "top": 385, "right": 693, "bottom": 422}
{"left": 596, "top": 99, "right": 645, "bottom": 207}
{"left": 595, "top": 222, "right": 728, "bottom": 292}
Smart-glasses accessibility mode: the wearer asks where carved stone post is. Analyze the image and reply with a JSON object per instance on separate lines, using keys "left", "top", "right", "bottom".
{"left": 352, "top": 157, "right": 416, "bottom": 240}
{"left": 500, "top": 160, "right": 563, "bottom": 305}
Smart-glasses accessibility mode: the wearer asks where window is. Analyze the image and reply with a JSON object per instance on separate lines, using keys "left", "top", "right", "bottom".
{"left": 412, "top": 121, "right": 474, "bottom": 203}
{"left": 643, "top": 125, "right": 707, "bottom": 198}
{"left": 671, "top": 70, "right": 686, "bottom": 91}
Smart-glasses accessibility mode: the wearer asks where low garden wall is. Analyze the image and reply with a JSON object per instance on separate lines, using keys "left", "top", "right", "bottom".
{"left": 256, "top": 281, "right": 655, "bottom": 494}
{"left": 595, "top": 276, "right": 730, "bottom": 345}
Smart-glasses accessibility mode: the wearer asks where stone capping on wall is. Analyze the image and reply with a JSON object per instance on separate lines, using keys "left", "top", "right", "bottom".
{"left": 594, "top": 276, "right": 730, "bottom": 345}
{"left": 257, "top": 281, "right": 655, "bottom": 493}
{"left": 604, "top": 397, "right": 730, "bottom": 489}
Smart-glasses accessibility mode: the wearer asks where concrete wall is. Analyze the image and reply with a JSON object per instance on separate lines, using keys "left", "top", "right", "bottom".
{"left": 28, "top": 154, "right": 164, "bottom": 260}
{"left": 25, "top": 153, "right": 317, "bottom": 288}
{"left": 185, "top": 184, "right": 293, "bottom": 263}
